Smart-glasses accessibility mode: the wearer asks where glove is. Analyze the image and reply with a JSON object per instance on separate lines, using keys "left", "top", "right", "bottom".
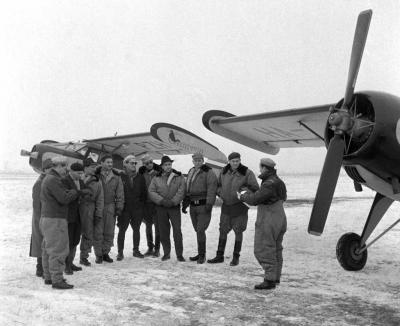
{"left": 182, "top": 196, "right": 190, "bottom": 214}
{"left": 205, "top": 204, "right": 213, "bottom": 213}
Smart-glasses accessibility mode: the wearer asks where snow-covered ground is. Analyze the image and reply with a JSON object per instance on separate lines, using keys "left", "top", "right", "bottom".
{"left": 1, "top": 173, "right": 399, "bottom": 326}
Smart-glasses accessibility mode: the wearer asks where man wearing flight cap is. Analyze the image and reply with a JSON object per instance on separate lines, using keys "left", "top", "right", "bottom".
{"left": 40, "top": 156, "right": 88, "bottom": 289}
{"left": 30, "top": 158, "right": 53, "bottom": 277}
{"left": 62, "top": 162, "right": 89, "bottom": 274}
{"left": 208, "top": 152, "right": 259, "bottom": 266}
{"left": 240, "top": 157, "right": 287, "bottom": 290}
{"left": 148, "top": 155, "right": 186, "bottom": 262}
{"left": 139, "top": 154, "right": 162, "bottom": 257}
{"left": 79, "top": 158, "right": 104, "bottom": 266}
{"left": 183, "top": 152, "right": 218, "bottom": 264}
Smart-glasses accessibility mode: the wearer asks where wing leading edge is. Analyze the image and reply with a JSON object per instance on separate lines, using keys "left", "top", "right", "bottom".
{"left": 202, "top": 105, "right": 333, "bottom": 155}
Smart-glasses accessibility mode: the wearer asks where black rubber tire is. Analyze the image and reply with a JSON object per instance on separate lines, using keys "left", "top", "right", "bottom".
{"left": 336, "top": 232, "right": 368, "bottom": 271}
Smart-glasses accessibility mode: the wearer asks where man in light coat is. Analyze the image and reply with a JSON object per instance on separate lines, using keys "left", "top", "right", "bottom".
{"left": 40, "top": 157, "right": 89, "bottom": 289}
{"left": 183, "top": 152, "right": 218, "bottom": 264}
{"left": 79, "top": 158, "right": 104, "bottom": 266}
{"left": 208, "top": 152, "right": 259, "bottom": 266}
{"left": 97, "top": 155, "right": 124, "bottom": 263}
{"left": 240, "top": 158, "right": 287, "bottom": 290}
{"left": 148, "top": 156, "right": 186, "bottom": 262}
{"left": 30, "top": 158, "right": 53, "bottom": 277}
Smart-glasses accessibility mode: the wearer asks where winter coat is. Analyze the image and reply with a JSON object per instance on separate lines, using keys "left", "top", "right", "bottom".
{"left": 120, "top": 171, "right": 147, "bottom": 212}
{"left": 40, "top": 169, "right": 79, "bottom": 219}
{"left": 62, "top": 174, "right": 86, "bottom": 223}
{"left": 99, "top": 169, "right": 124, "bottom": 215}
{"left": 139, "top": 164, "right": 161, "bottom": 203}
{"left": 32, "top": 174, "right": 45, "bottom": 221}
{"left": 80, "top": 175, "right": 104, "bottom": 219}
{"left": 186, "top": 165, "right": 218, "bottom": 205}
{"left": 241, "top": 170, "right": 287, "bottom": 206}
{"left": 148, "top": 169, "right": 186, "bottom": 206}
{"left": 218, "top": 164, "right": 259, "bottom": 206}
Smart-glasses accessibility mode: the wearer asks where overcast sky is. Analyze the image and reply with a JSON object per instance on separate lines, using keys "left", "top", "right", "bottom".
{"left": 1, "top": 0, "right": 399, "bottom": 173}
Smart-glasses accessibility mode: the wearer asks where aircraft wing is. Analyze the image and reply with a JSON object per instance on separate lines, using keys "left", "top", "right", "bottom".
{"left": 202, "top": 105, "right": 333, "bottom": 155}
{"left": 85, "top": 123, "right": 227, "bottom": 163}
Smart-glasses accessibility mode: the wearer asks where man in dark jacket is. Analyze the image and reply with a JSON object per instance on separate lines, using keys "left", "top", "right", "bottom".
{"left": 40, "top": 157, "right": 89, "bottom": 289}
{"left": 208, "top": 152, "right": 259, "bottom": 266}
{"left": 62, "top": 162, "right": 87, "bottom": 274}
{"left": 30, "top": 158, "right": 53, "bottom": 277}
{"left": 97, "top": 155, "right": 124, "bottom": 263}
{"left": 240, "top": 158, "right": 287, "bottom": 290}
{"left": 117, "top": 155, "right": 147, "bottom": 260}
{"left": 79, "top": 158, "right": 104, "bottom": 266}
{"left": 148, "top": 156, "right": 186, "bottom": 262}
{"left": 183, "top": 152, "right": 218, "bottom": 264}
{"left": 139, "top": 154, "right": 161, "bottom": 257}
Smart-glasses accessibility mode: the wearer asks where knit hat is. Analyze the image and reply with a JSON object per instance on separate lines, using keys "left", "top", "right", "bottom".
{"left": 192, "top": 152, "right": 204, "bottom": 160}
{"left": 70, "top": 162, "right": 84, "bottom": 172}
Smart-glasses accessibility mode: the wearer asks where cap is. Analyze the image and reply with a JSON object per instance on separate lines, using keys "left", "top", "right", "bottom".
{"left": 123, "top": 155, "right": 137, "bottom": 165}
{"left": 51, "top": 156, "right": 67, "bottom": 166}
{"left": 70, "top": 162, "right": 84, "bottom": 171}
{"left": 42, "top": 158, "right": 53, "bottom": 170}
{"left": 192, "top": 152, "right": 204, "bottom": 160}
{"left": 228, "top": 152, "right": 241, "bottom": 160}
{"left": 161, "top": 155, "right": 174, "bottom": 165}
{"left": 141, "top": 154, "right": 153, "bottom": 163}
{"left": 260, "top": 157, "right": 276, "bottom": 168}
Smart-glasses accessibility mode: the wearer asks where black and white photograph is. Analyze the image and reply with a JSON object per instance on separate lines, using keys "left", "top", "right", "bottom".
{"left": 1, "top": 1, "right": 400, "bottom": 325}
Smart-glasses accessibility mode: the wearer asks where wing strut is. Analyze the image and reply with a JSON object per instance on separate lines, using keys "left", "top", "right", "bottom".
{"left": 298, "top": 121, "right": 325, "bottom": 141}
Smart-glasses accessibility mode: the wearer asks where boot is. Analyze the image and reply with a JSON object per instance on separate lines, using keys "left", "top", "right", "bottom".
{"left": 71, "top": 263, "right": 82, "bottom": 271}
{"left": 44, "top": 278, "right": 66, "bottom": 285}
{"left": 254, "top": 279, "right": 276, "bottom": 290}
{"left": 177, "top": 256, "right": 186, "bottom": 262}
{"left": 103, "top": 254, "right": 113, "bottom": 263}
{"left": 189, "top": 254, "right": 199, "bottom": 261}
{"left": 161, "top": 253, "right": 170, "bottom": 261}
{"left": 230, "top": 240, "right": 242, "bottom": 266}
{"left": 52, "top": 281, "right": 74, "bottom": 290}
{"left": 207, "top": 238, "right": 226, "bottom": 264}
{"left": 153, "top": 249, "right": 160, "bottom": 257}
{"left": 65, "top": 257, "right": 73, "bottom": 275}
{"left": 144, "top": 248, "right": 154, "bottom": 257}
{"left": 133, "top": 250, "right": 144, "bottom": 258}
{"left": 79, "top": 258, "right": 91, "bottom": 266}
{"left": 36, "top": 257, "right": 43, "bottom": 277}
{"left": 197, "top": 241, "right": 206, "bottom": 265}
{"left": 116, "top": 252, "right": 124, "bottom": 261}
{"left": 95, "top": 255, "right": 103, "bottom": 264}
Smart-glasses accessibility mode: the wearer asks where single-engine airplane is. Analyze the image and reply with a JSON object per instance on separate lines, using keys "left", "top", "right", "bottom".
{"left": 21, "top": 123, "right": 227, "bottom": 173}
{"left": 203, "top": 10, "right": 400, "bottom": 271}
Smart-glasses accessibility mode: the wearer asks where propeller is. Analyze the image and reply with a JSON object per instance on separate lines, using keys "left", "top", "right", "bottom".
{"left": 308, "top": 10, "right": 372, "bottom": 235}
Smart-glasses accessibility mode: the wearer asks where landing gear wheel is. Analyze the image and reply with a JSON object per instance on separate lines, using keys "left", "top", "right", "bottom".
{"left": 336, "top": 232, "right": 367, "bottom": 271}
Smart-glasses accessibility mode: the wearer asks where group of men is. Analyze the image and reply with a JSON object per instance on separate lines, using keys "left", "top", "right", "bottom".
{"left": 30, "top": 151, "right": 287, "bottom": 291}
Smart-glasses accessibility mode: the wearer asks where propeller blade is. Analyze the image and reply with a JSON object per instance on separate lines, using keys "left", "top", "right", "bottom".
{"left": 308, "top": 134, "right": 345, "bottom": 235}
{"left": 343, "top": 10, "right": 372, "bottom": 107}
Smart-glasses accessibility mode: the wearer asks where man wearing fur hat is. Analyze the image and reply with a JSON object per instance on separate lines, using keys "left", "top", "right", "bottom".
{"left": 97, "top": 155, "right": 124, "bottom": 263}
{"left": 240, "top": 158, "right": 287, "bottom": 290}
{"left": 79, "top": 158, "right": 104, "bottom": 266}
{"left": 183, "top": 152, "right": 218, "bottom": 264}
{"left": 30, "top": 158, "right": 53, "bottom": 277}
{"left": 62, "top": 162, "right": 87, "bottom": 274}
{"left": 117, "top": 155, "right": 147, "bottom": 260}
{"left": 148, "top": 156, "right": 186, "bottom": 262}
{"left": 139, "top": 154, "right": 162, "bottom": 257}
{"left": 208, "top": 152, "right": 259, "bottom": 266}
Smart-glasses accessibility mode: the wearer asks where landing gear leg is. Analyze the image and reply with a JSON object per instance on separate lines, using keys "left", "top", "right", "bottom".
{"left": 336, "top": 193, "right": 393, "bottom": 271}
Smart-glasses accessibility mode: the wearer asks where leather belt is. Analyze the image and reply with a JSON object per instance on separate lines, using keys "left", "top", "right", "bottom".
{"left": 190, "top": 199, "right": 206, "bottom": 206}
